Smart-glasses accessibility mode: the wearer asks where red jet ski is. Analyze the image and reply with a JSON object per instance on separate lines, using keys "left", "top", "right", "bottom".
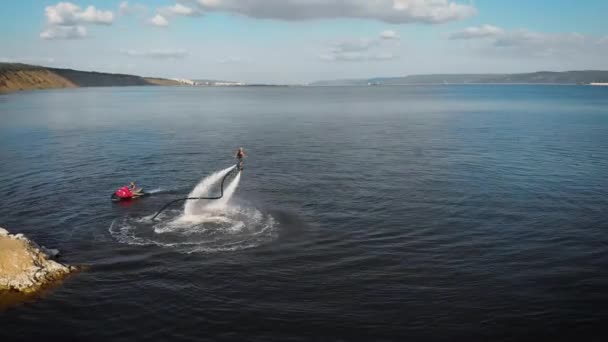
{"left": 111, "top": 186, "right": 146, "bottom": 202}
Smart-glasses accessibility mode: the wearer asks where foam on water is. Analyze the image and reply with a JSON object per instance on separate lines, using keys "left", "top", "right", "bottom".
{"left": 110, "top": 166, "right": 277, "bottom": 253}
{"left": 109, "top": 205, "right": 277, "bottom": 253}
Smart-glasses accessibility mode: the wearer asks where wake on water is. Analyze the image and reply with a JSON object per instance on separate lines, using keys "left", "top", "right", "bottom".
{"left": 146, "top": 188, "right": 164, "bottom": 194}
{"left": 110, "top": 165, "right": 277, "bottom": 253}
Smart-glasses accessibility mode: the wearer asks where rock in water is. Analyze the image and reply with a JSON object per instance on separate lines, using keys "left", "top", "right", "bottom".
{"left": 0, "top": 227, "right": 77, "bottom": 293}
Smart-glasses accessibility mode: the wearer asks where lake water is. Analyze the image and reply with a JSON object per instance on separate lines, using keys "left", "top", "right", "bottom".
{"left": 1, "top": 85, "right": 607, "bottom": 341}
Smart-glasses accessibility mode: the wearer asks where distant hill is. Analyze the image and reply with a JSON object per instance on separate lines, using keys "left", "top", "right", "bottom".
{"left": 145, "top": 77, "right": 183, "bottom": 86}
{"left": 311, "top": 71, "right": 608, "bottom": 86}
{"left": 0, "top": 63, "right": 180, "bottom": 92}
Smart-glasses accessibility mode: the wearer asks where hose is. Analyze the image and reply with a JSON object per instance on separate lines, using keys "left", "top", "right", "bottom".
{"left": 151, "top": 165, "right": 239, "bottom": 220}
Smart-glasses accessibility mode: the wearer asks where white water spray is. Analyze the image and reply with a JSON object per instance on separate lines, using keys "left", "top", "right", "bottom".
{"left": 205, "top": 171, "right": 241, "bottom": 210}
{"left": 109, "top": 165, "right": 277, "bottom": 253}
{"left": 183, "top": 165, "right": 237, "bottom": 216}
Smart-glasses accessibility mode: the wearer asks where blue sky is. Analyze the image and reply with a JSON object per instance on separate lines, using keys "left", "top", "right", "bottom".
{"left": 2, "top": 0, "right": 607, "bottom": 83}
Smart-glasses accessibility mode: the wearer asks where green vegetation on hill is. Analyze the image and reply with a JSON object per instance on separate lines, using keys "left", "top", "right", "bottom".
{"left": 144, "top": 77, "right": 181, "bottom": 86}
{"left": 0, "top": 63, "right": 179, "bottom": 92}
{"left": 49, "top": 68, "right": 150, "bottom": 87}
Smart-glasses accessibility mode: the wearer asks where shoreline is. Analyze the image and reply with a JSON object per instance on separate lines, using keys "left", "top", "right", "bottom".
{"left": 2, "top": 82, "right": 605, "bottom": 94}
{"left": 0, "top": 227, "right": 80, "bottom": 310}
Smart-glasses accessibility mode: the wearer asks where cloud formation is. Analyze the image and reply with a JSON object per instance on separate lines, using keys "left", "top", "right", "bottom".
{"left": 319, "top": 51, "right": 397, "bottom": 62}
{"left": 41, "top": 2, "right": 113, "bottom": 40}
{"left": 449, "top": 25, "right": 504, "bottom": 39}
{"left": 119, "top": 2, "right": 148, "bottom": 16}
{"left": 448, "top": 25, "right": 603, "bottom": 58}
{"left": 152, "top": 3, "right": 202, "bottom": 25}
{"left": 380, "top": 30, "right": 400, "bottom": 40}
{"left": 494, "top": 30, "right": 585, "bottom": 50}
{"left": 121, "top": 49, "right": 188, "bottom": 58}
{"left": 149, "top": 14, "right": 169, "bottom": 27}
{"left": 160, "top": 3, "right": 202, "bottom": 17}
{"left": 41, "top": 25, "right": 87, "bottom": 40}
{"left": 181, "top": 0, "right": 475, "bottom": 24}
{"left": 45, "top": 2, "right": 113, "bottom": 25}
{"left": 320, "top": 31, "right": 400, "bottom": 62}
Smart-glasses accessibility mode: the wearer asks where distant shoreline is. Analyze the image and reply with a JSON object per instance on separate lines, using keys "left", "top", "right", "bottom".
{"left": 3, "top": 63, "right": 608, "bottom": 93}
{"left": 308, "top": 82, "right": 601, "bottom": 87}
{"left": 0, "top": 63, "right": 294, "bottom": 93}
{"left": 311, "top": 71, "right": 608, "bottom": 87}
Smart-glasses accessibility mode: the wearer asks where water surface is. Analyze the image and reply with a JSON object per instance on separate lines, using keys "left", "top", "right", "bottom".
{"left": 1, "top": 85, "right": 607, "bottom": 341}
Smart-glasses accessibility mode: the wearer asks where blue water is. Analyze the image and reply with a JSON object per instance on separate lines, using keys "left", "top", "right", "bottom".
{"left": 1, "top": 85, "right": 607, "bottom": 341}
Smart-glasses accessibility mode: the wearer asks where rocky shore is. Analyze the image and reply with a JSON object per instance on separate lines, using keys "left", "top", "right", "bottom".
{"left": 0, "top": 227, "right": 77, "bottom": 293}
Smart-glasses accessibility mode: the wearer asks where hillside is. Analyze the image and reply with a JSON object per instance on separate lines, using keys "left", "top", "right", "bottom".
{"left": 144, "top": 77, "right": 182, "bottom": 86}
{"left": 311, "top": 71, "right": 608, "bottom": 86}
{"left": 0, "top": 63, "right": 179, "bottom": 92}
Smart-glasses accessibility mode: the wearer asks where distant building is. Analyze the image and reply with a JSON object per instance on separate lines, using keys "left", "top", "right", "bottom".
{"left": 197, "top": 80, "right": 246, "bottom": 86}
{"left": 171, "top": 78, "right": 197, "bottom": 86}
{"left": 214, "top": 81, "right": 246, "bottom": 86}
{"left": 590, "top": 82, "right": 608, "bottom": 86}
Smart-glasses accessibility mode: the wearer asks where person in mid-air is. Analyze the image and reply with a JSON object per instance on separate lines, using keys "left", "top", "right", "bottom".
{"left": 235, "top": 147, "right": 246, "bottom": 170}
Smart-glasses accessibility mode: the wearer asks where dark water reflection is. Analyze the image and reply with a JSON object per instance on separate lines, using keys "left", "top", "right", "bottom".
{"left": 1, "top": 85, "right": 607, "bottom": 341}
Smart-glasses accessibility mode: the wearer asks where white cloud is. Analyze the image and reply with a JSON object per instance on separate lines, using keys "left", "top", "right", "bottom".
{"left": 494, "top": 30, "right": 585, "bottom": 49}
{"left": 78, "top": 5, "right": 114, "bottom": 24}
{"left": 449, "top": 25, "right": 585, "bottom": 48}
{"left": 449, "top": 25, "right": 504, "bottom": 39}
{"left": 40, "top": 25, "right": 87, "bottom": 40}
{"left": 119, "top": 1, "right": 129, "bottom": 14}
{"left": 151, "top": 3, "right": 202, "bottom": 26}
{"left": 391, "top": 0, "right": 475, "bottom": 23}
{"left": 41, "top": 2, "right": 113, "bottom": 40}
{"left": 149, "top": 14, "right": 169, "bottom": 27}
{"left": 599, "top": 36, "right": 608, "bottom": 45}
{"left": 45, "top": 2, "right": 113, "bottom": 25}
{"left": 321, "top": 31, "right": 400, "bottom": 62}
{"left": 160, "top": 3, "right": 201, "bottom": 17}
{"left": 121, "top": 49, "right": 188, "bottom": 58}
{"left": 331, "top": 38, "right": 380, "bottom": 53}
{"left": 185, "top": 0, "right": 475, "bottom": 24}
{"left": 448, "top": 25, "right": 602, "bottom": 58}
{"left": 319, "top": 51, "right": 397, "bottom": 62}
{"left": 119, "top": 1, "right": 148, "bottom": 16}
{"left": 380, "top": 30, "right": 399, "bottom": 40}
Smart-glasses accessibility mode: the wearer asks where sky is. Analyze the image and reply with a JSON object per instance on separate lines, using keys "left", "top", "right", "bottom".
{"left": 1, "top": 0, "right": 608, "bottom": 84}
